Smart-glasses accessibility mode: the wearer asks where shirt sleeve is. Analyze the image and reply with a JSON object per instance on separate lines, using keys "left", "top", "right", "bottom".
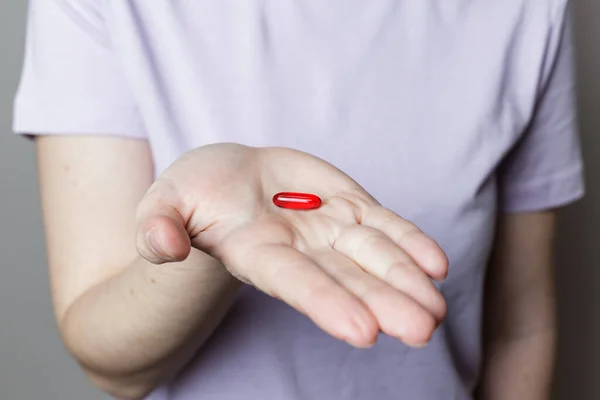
{"left": 497, "top": 2, "right": 585, "bottom": 213}
{"left": 13, "top": 0, "right": 145, "bottom": 138}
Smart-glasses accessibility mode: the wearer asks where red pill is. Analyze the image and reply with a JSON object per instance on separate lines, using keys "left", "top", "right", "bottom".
{"left": 272, "top": 192, "right": 322, "bottom": 210}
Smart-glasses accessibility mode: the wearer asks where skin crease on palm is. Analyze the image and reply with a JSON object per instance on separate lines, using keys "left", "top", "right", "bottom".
{"left": 135, "top": 143, "right": 449, "bottom": 349}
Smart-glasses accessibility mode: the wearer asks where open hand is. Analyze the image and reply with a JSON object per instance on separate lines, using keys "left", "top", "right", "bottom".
{"left": 135, "top": 144, "right": 448, "bottom": 348}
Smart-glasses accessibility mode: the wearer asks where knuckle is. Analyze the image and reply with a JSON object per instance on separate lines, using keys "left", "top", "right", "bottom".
{"left": 397, "top": 226, "right": 424, "bottom": 245}
{"left": 344, "top": 192, "right": 374, "bottom": 212}
{"left": 308, "top": 281, "right": 338, "bottom": 302}
{"left": 360, "top": 231, "right": 386, "bottom": 249}
{"left": 325, "top": 196, "right": 361, "bottom": 222}
{"left": 378, "top": 207, "right": 400, "bottom": 224}
{"left": 357, "top": 281, "right": 385, "bottom": 303}
{"left": 384, "top": 260, "right": 422, "bottom": 287}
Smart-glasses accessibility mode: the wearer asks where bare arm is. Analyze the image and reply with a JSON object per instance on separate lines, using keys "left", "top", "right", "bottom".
{"left": 36, "top": 136, "right": 239, "bottom": 399}
{"left": 477, "top": 212, "right": 557, "bottom": 399}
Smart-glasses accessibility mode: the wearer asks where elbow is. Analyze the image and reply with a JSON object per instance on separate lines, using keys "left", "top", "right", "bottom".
{"left": 86, "top": 373, "right": 156, "bottom": 400}
{"left": 65, "top": 342, "right": 158, "bottom": 399}
{"left": 65, "top": 346, "right": 159, "bottom": 400}
{"left": 58, "top": 314, "right": 158, "bottom": 400}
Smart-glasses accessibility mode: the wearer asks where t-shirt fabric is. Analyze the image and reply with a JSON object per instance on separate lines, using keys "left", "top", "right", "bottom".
{"left": 14, "top": 1, "right": 585, "bottom": 399}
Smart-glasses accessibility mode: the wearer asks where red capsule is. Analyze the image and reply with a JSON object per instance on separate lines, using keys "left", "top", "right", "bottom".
{"left": 272, "top": 192, "right": 322, "bottom": 210}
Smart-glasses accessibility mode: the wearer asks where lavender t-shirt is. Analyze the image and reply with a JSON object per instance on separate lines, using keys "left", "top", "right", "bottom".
{"left": 14, "top": 1, "right": 584, "bottom": 399}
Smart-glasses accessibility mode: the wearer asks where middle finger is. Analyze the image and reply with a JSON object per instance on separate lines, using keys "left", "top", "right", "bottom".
{"left": 313, "top": 249, "right": 437, "bottom": 347}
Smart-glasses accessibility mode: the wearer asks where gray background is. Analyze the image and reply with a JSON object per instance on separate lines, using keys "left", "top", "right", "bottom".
{"left": 0, "top": 1, "right": 597, "bottom": 399}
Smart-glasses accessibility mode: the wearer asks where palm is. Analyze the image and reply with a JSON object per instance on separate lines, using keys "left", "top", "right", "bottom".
{"left": 137, "top": 144, "right": 448, "bottom": 348}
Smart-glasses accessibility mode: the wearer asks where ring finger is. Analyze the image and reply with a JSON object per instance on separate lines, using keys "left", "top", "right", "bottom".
{"left": 313, "top": 249, "right": 438, "bottom": 347}
{"left": 333, "top": 225, "right": 447, "bottom": 321}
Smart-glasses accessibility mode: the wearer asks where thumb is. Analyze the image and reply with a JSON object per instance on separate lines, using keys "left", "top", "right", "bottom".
{"left": 135, "top": 182, "right": 191, "bottom": 264}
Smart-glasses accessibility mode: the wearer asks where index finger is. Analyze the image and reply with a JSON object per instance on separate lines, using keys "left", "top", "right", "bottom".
{"left": 235, "top": 243, "right": 379, "bottom": 348}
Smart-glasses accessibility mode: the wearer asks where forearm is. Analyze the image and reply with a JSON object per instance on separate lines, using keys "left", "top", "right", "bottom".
{"left": 478, "top": 274, "right": 557, "bottom": 400}
{"left": 61, "top": 249, "right": 240, "bottom": 399}
{"left": 477, "top": 327, "right": 556, "bottom": 400}
{"left": 478, "top": 212, "right": 557, "bottom": 400}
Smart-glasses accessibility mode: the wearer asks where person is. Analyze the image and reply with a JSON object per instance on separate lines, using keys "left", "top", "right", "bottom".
{"left": 13, "top": 1, "right": 584, "bottom": 399}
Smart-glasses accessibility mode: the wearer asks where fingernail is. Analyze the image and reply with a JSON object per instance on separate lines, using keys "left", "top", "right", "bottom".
{"left": 346, "top": 323, "right": 378, "bottom": 349}
{"left": 146, "top": 229, "right": 167, "bottom": 259}
{"left": 348, "top": 337, "right": 376, "bottom": 349}
{"left": 434, "top": 275, "right": 447, "bottom": 283}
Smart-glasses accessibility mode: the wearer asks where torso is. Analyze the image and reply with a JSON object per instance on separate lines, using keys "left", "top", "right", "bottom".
{"left": 91, "top": 1, "right": 561, "bottom": 398}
